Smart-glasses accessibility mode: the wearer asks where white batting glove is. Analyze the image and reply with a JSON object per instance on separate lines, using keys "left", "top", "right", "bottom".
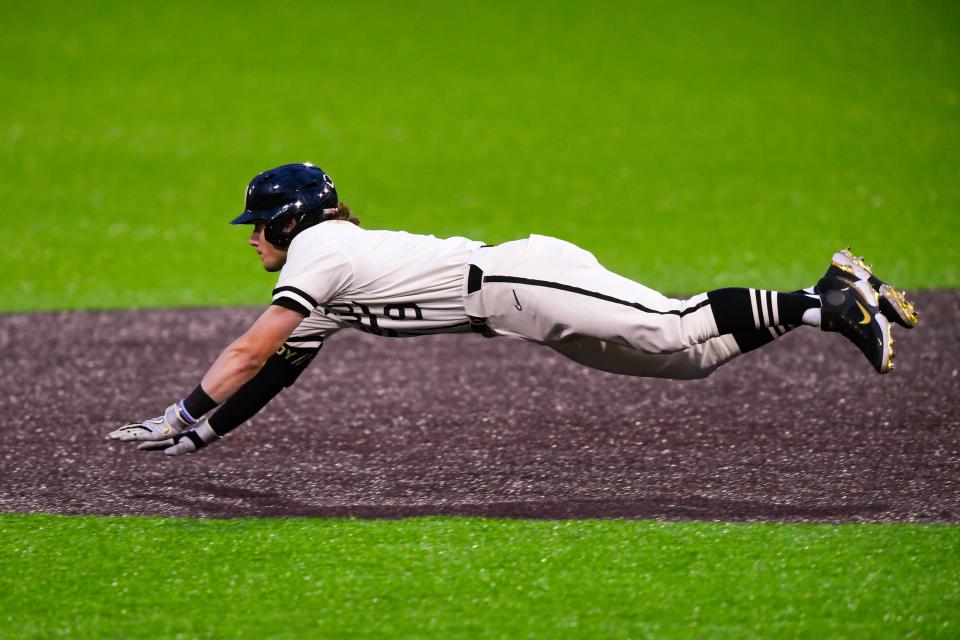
{"left": 107, "top": 404, "right": 193, "bottom": 442}
{"left": 137, "top": 420, "right": 221, "bottom": 456}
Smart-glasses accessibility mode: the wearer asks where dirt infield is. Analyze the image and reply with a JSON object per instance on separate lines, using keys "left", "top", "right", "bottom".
{"left": 0, "top": 291, "right": 957, "bottom": 523}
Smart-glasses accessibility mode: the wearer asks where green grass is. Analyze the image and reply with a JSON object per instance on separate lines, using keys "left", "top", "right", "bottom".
{"left": 1, "top": 514, "right": 957, "bottom": 638}
{"left": 1, "top": 0, "right": 959, "bottom": 311}
{"left": 3, "top": 2, "right": 958, "bottom": 637}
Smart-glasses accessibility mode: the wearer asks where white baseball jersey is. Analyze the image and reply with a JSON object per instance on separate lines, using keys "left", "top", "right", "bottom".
{"left": 272, "top": 221, "right": 486, "bottom": 348}
{"left": 271, "top": 222, "right": 738, "bottom": 380}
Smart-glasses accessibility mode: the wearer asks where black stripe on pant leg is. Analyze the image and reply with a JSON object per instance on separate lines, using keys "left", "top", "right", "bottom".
{"left": 481, "top": 275, "right": 711, "bottom": 317}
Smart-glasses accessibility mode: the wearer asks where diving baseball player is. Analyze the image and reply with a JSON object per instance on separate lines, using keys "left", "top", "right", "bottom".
{"left": 107, "top": 163, "right": 919, "bottom": 455}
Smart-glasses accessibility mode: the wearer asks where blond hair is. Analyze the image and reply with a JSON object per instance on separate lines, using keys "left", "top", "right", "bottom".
{"left": 329, "top": 202, "right": 360, "bottom": 226}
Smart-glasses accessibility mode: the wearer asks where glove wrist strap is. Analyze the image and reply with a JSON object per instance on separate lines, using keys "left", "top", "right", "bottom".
{"left": 170, "top": 420, "right": 220, "bottom": 452}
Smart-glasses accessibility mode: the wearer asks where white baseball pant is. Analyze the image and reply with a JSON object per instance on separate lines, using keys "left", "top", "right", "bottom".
{"left": 463, "top": 235, "right": 742, "bottom": 379}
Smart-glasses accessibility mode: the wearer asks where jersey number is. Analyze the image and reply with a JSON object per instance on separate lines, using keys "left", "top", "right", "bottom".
{"left": 322, "top": 302, "right": 423, "bottom": 337}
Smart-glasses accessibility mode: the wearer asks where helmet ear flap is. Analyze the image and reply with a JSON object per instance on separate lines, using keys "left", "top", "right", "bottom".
{"left": 264, "top": 215, "right": 297, "bottom": 248}
{"left": 264, "top": 209, "right": 325, "bottom": 248}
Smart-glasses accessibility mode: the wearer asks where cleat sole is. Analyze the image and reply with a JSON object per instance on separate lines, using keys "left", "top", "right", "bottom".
{"left": 832, "top": 248, "right": 918, "bottom": 329}
{"left": 841, "top": 247, "right": 872, "bottom": 273}
{"left": 879, "top": 284, "right": 919, "bottom": 328}
{"left": 877, "top": 313, "right": 894, "bottom": 374}
{"left": 832, "top": 248, "right": 873, "bottom": 280}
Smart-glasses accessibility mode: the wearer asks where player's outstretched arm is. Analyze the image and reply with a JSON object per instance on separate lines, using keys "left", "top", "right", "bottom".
{"left": 137, "top": 340, "right": 321, "bottom": 455}
{"left": 107, "top": 305, "right": 306, "bottom": 451}
{"left": 198, "top": 305, "right": 308, "bottom": 402}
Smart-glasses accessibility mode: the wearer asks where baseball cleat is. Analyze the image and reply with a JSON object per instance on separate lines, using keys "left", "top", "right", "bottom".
{"left": 818, "top": 275, "right": 895, "bottom": 374}
{"left": 824, "top": 248, "right": 918, "bottom": 328}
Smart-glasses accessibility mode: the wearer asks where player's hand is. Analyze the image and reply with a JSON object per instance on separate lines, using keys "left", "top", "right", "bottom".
{"left": 137, "top": 421, "right": 221, "bottom": 456}
{"left": 107, "top": 404, "right": 191, "bottom": 442}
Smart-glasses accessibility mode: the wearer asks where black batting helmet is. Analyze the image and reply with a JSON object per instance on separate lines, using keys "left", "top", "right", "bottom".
{"left": 231, "top": 163, "right": 339, "bottom": 248}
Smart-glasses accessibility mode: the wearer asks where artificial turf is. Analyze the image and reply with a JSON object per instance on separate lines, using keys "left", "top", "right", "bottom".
{"left": 2, "top": 1, "right": 958, "bottom": 637}
{"left": 1, "top": 514, "right": 957, "bottom": 638}
{"left": 1, "top": 0, "right": 958, "bottom": 311}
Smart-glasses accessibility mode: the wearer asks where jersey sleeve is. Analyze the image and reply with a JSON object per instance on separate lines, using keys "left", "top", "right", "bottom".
{"left": 271, "top": 243, "right": 354, "bottom": 316}
{"left": 286, "top": 310, "right": 341, "bottom": 349}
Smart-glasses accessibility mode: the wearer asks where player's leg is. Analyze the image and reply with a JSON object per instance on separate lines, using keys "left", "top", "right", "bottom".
{"left": 677, "top": 279, "right": 893, "bottom": 374}
{"left": 468, "top": 236, "right": 892, "bottom": 373}
{"left": 549, "top": 320, "right": 798, "bottom": 380}
{"left": 549, "top": 334, "right": 738, "bottom": 379}
{"left": 470, "top": 235, "right": 819, "bottom": 353}
{"left": 705, "top": 287, "right": 818, "bottom": 344}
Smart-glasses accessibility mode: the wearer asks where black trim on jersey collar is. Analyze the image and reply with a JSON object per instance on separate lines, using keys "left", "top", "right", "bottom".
{"left": 271, "top": 298, "right": 311, "bottom": 317}
{"left": 481, "top": 275, "right": 711, "bottom": 317}
{"left": 272, "top": 286, "right": 319, "bottom": 309}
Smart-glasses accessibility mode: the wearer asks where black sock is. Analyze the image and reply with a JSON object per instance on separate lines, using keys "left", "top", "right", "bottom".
{"left": 707, "top": 288, "right": 819, "bottom": 335}
{"left": 731, "top": 325, "right": 797, "bottom": 353}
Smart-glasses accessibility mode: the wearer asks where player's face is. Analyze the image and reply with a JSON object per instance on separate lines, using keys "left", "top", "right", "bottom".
{"left": 249, "top": 222, "right": 288, "bottom": 272}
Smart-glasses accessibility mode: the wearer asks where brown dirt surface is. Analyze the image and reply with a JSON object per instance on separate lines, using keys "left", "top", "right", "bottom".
{"left": 0, "top": 291, "right": 957, "bottom": 523}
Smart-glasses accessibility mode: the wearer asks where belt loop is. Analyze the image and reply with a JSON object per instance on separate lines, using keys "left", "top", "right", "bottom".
{"left": 467, "top": 264, "right": 483, "bottom": 294}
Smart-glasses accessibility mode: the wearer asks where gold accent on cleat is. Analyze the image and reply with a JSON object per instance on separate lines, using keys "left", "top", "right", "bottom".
{"left": 883, "top": 321, "right": 895, "bottom": 374}
{"left": 880, "top": 284, "right": 919, "bottom": 327}
{"left": 843, "top": 248, "right": 872, "bottom": 273}
{"left": 832, "top": 248, "right": 873, "bottom": 278}
{"left": 833, "top": 247, "right": 918, "bottom": 330}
